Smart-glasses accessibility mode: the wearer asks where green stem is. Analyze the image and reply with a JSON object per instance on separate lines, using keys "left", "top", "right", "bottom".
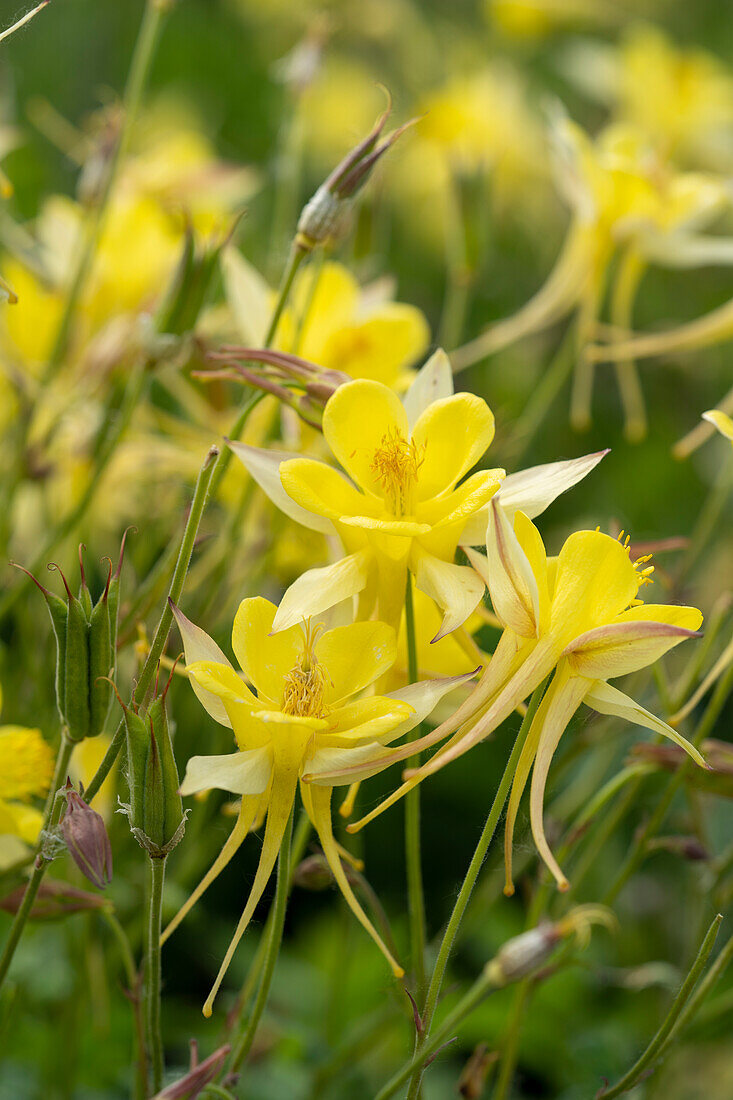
{"left": 656, "top": 931, "right": 733, "bottom": 1058}
{"left": 0, "top": 734, "right": 74, "bottom": 991}
{"left": 84, "top": 443, "right": 219, "bottom": 803}
{"left": 490, "top": 979, "right": 532, "bottom": 1100}
{"left": 599, "top": 915, "right": 722, "bottom": 1099}
{"left": 404, "top": 574, "right": 427, "bottom": 1003}
{"left": 44, "top": 0, "right": 169, "bottom": 379}
{"left": 101, "top": 908, "right": 148, "bottom": 1100}
{"left": 406, "top": 681, "right": 547, "bottom": 1098}
{"left": 507, "top": 321, "right": 577, "bottom": 463}
{"left": 144, "top": 856, "right": 167, "bottom": 1095}
{"left": 376, "top": 969, "right": 498, "bottom": 1100}
{"left": 227, "top": 807, "right": 294, "bottom": 1073}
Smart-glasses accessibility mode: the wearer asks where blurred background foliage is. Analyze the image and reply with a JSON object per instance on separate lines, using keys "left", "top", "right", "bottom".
{"left": 0, "top": 1, "right": 732, "bottom": 1098}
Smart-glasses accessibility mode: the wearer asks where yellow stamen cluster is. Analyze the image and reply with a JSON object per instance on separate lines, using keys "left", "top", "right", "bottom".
{"left": 0, "top": 727, "right": 54, "bottom": 801}
{"left": 370, "top": 428, "right": 425, "bottom": 516}
{"left": 618, "top": 530, "right": 655, "bottom": 588}
{"left": 281, "top": 620, "right": 329, "bottom": 719}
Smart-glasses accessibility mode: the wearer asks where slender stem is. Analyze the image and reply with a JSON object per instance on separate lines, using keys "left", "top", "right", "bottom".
{"left": 376, "top": 970, "right": 498, "bottom": 1100}
{"left": 144, "top": 856, "right": 167, "bottom": 1094}
{"left": 656, "top": 931, "right": 733, "bottom": 1058}
{"left": 0, "top": 734, "right": 74, "bottom": 991}
{"left": 507, "top": 321, "right": 577, "bottom": 463}
{"left": 101, "top": 908, "right": 148, "bottom": 1100}
{"left": 84, "top": 444, "right": 219, "bottom": 803}
{"left": 227, "top": 806, "right": 294, "bottom": 1073}
{"left": 44, "top": 0, "right": 169, "bottom": 379}
{"left": 406, "top": 681, "right": 547, "bottom": 1099}
{"left": 404, "top": 574, "right": 426, "bottom": 1004}
{"left": 599, "top": 915, "right": 722, "bottom": 1099}
{"left": 490, "top": 979, "right": 532, "bottom": 1100}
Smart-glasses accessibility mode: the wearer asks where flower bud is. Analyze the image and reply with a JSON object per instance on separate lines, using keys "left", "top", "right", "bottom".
{"left": 153, "top": 1041, "right": 230, "bottom": 1099}
{"left": 292, "top": 854, "right": 339, "bottom": 891}
{"left": 60, "top": 781, "right": 113, "bottom": 889}
{"left": 485, "top": 922, "right": 560, "bottom": 986}
{"left": 119, "top": 668, "right": 186, "bottom": 858}
{"left": 201, "top": 347, "right": 349, "bottom": 430}
{"left": 154, "top": 219, "right": 231, "bottom": 338}
{"left": 0, "top": 878, "right": 109, "bottom": 921}
{"left": 294, "top": 100, "right": 416, "bottom": 252}
{"left": 486, "top": 906, "right": 616, "bottom": 986}
{"left": 15, "top": 535, "right": 126, "bottom": 742}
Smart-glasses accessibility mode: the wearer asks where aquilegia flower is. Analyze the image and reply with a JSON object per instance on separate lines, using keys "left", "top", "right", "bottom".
{"left": 164, "top": 598, "right": 473, "bottom": 1015}
{"left": 231, "top": 349, "right": 606, "bottom": 640}
{"left": 315, "top": 508, "right": 707, "bottom": 892}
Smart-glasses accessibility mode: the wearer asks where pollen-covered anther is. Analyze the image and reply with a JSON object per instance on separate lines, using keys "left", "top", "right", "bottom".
{"left": 370, "top": 428, "right": 425, "bottom": 516}
{"left": 281, "top": 619, "right": 329, "bottom": 719}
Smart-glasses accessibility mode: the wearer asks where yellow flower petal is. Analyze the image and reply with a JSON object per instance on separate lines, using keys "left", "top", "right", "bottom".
{"left": 703, "top": 408, "right": 733, "bottom": 442}
{"left": 414, "top": 549, "right": 486, "bottom": 641}
{"left": 272, "top": 550, "right": 372, "bottom": 633}
{"left": 528, "top": 667, "right": 588, "bottom": 891}
{"left": 232, "top": 597, "right": 305, "bottom": 703}
{"left": 315, "top": 621, "right": 397, "bottom": 704}
{"left": 562, "top": 606, "right": 702, "bottom": 679}
{"left": 203, "top": 765, "right": 299, "bottom": 1016}
{"left": 280, "top": 457, "right": 373, "bottom": 524}
{"left": 411, "top": 393, "right": 495, "bottom": 499}
{"left": 228, "top": 442, "right": 335, "bottom": 535}
{"left": 322, "top": 379, "right": 408, "bottom": 493}
{"left": 171, "top": 602, "right": 236, "bottom": 728}
{"left": 550, "top": 530, "right": 640, "bottom": 640}
{"left": 161, "top": 795, "right": 266, "bottom": 946}
{"left": 481, "top": 499, "right": 542, "bottom": 638}
{"left": 300, "top": 783, "right": 404, "bottom": 976}
{"left": 402, "top": 348, "right": 454, "bottom": 428}
{"left": 584, "top": 681, "right": 707, "bottom": 768}
{"left": 179, "top": 747, "right": 272, "bottom": 797}
{"left": 0, "top": 726, "right": 54, "bottom": 802}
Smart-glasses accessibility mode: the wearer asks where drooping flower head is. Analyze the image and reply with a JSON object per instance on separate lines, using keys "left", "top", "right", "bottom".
{"left": 164, "top": 598, "right": 473, "bottom": 1015}
{"left": 313, "top": 510, "right": 706, "bottom": 893}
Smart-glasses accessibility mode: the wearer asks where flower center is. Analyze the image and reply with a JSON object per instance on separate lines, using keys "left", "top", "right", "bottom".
{"left": 370, "top": 428, "right": 425, "bottom": 516}
{"left": 280, "top": 620, "right": 328, "bottom": 719}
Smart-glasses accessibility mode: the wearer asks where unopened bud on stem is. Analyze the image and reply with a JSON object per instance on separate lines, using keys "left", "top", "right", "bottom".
{"left": 59, "top": 780, "right": 113, "bottom": 889}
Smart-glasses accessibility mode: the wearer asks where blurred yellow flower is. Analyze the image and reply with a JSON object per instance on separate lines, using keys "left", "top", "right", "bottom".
{"left": 454, "top": 118, "right": 729, "bottom": 438}
{"left": 0, "top": 684, "right": 54, "bottom": 869}
{"left": 223, "top": 251, "right": 429, "bottom": 389}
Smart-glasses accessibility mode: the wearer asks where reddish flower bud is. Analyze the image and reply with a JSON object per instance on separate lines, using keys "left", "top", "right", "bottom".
{"left": 60, "top": 780, "right": 113, "bottom": 890}
{"left": 0, "top": 879, "right": 108, "bottom": 921}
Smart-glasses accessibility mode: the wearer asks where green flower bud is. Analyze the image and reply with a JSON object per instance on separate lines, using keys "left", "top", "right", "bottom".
{"left": 17, "top": 535, "right": 127, "bottom": 742}
{"left": 120, "top": 669, "right": 186, "bottom": 858}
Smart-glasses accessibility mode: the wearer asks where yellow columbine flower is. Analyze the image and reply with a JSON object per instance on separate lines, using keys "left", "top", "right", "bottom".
{"left": 0, "top": 684, "right": 55, "bottom": 869}
{"left": 453, "top": 118, "right": 728, "bottom": 438}
{"left": 615, "top": 25, "right": 733, "bottom": 167}
{"left": 232, "top": 350, "right": 606, "bottom": 638}
{"left": 164, "top": 598, "right": 473, "bottom": 1016}
{"left": 222, "top": 251, "right": 429, "bottom": 390}
{"left": 317, "top": 507, "right": 706, "bottom": 892}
